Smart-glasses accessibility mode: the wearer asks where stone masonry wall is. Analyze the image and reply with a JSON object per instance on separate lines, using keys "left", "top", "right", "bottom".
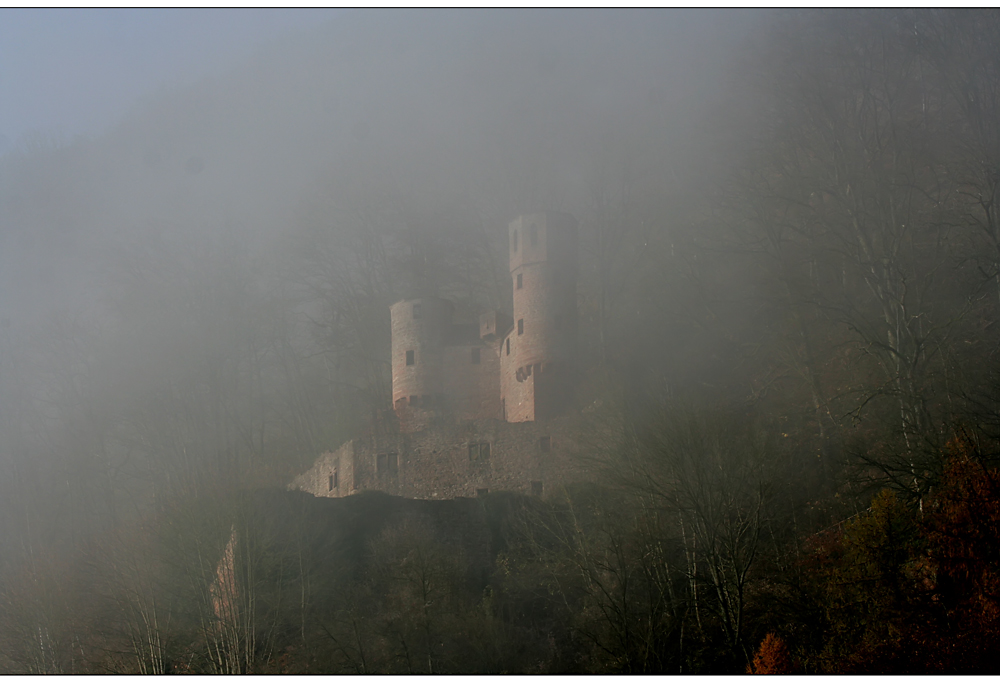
{"left": 290, "top": 414, "right": 592, "bottom": 500}
{"left": 442, "top": 341, "right": 502, "bottom": 421}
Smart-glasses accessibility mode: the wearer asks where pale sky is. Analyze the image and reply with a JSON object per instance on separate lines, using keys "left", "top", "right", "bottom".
{"left": 0, "top": 8, "right": 342, "bottom": 152}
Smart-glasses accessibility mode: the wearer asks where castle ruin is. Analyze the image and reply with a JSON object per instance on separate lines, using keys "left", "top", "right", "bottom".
{"left": 291, "top": 212, "right": 589, "bottom": 499}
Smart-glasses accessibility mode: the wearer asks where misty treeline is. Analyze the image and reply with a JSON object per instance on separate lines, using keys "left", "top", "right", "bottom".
{"left": 2, "top": 8, "right": 1000, "bottom": 673}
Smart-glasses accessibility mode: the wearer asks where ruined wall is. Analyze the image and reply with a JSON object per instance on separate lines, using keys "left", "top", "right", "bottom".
{"left": 291, "top": 414, "right": 592, "bottom": 501}
{"left": 289, "top": 440, "right": 356, "bottom": 498}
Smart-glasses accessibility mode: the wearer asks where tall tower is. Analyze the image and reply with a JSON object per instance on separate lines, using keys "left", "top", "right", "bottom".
{"left": 501, "top": 212, "right": 578, "bottom": 422}
{"left": 390, "top": 297, "right": 453, "bottom": 432}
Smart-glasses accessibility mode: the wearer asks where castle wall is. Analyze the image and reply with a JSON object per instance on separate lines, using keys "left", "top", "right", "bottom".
{"left": 500, "top": 331, "right": 535, "bottom": 422}
{"left": 442, "top": 341, "right": 502, "bottom": 421}
{"left": 290, "top": 440, "right": 356, "bottom": 498}
{"left": 291, "top": 416, "right": 591, "bottom": 500}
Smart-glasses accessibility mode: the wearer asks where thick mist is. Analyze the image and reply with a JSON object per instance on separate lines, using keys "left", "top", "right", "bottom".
{"left": 3, "top": 9, "right": 1000, "bottom": 674}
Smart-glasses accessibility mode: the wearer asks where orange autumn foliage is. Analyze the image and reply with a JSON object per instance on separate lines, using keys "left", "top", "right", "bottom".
{"left": 747, "top": 633, "right": 793, "bottom": 674}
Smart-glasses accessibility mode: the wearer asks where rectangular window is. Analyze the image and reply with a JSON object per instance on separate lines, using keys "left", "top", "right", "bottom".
{"left": 406, "top": 350, "right": 415, "bottom": 366}
{"left": 468, "top": 443, "right": 490, "bottom": 461}
{"left": 471, "top": 347, "right": 481, "bottom": 364}
{"left": 413, "top": 303, "right": 421, "bottom": 319}
{"left": 506, "top": 338, "right": 510, "bottom": 355}
{"left": 328, "top": 474, "right": 334, "bottom": 491}
{"left": 377, "top": 453, "right": 398, "bottom": 475}
{"left": 516, "top": 273, "right": 522, "bottom": 289}
{"left": 531, "top": 481, "right": 543, "bottom": 496}
{"left": 334, "top": 470, "right": 339, "bottom": 488}
{"left": 539, "top": 436, "right": 551, "bottom": 452}
{"left": 517, "top": 319, "right": 524, "bottom": 335}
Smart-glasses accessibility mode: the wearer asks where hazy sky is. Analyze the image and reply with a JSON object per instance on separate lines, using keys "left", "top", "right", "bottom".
{"left": 0, "top": 8, "right": 342, "bottom": 152}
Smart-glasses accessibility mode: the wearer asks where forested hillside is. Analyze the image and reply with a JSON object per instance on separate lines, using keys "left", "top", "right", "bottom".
{"left": 2, "top": 9, "right": 1000, "bottom": 673}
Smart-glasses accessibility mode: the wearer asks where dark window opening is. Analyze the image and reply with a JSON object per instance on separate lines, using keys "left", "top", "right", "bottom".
{"left": 409, "top": 395, "right": 418, "bottom": 407}
{"left": 513, "top": 230, "right": 518, "bottom": 252}
{"left": 377, "top": 453, "right": 398, "bottom": 475}
{"left": 531, "top": 481, "right": 543, "bottom": 496}
{"left": 530, "top": 225, "right": 538, "bottom": 246}
{"left": 472, "top": 347, "right": 481, "bottom": 364}
{"left": 477, "top": 488, "right": 489, "bottom": 497}
{"left": 469, "top": 442, "right": 491, "bottom": 461}
{"left": 406, "top": 349, "right": 415, "bottom": 366}
{"left": 502, "top": 398, "right": 506, "bottom": 420}
{"left": 334, "top": 470, "right": 339, "bottom": 488}
{"left": 412, "top": 303, "right": 422, "bottom": 319}
{"left": 506, "top": 338, "right": 510, "bottom": 355}
{"left": 539, "top": 436, "right": 551, "bottom": 452}
{"left": 328, "top": 474, "right": 334, "bottom": 491}
{"left": 517, "top": 319, "right": 524, "bottom": 335}
{"left": 516, "top": 273, "right": 522, "bottom": 289}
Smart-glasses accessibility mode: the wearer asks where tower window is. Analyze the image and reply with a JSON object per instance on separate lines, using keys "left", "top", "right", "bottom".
{"left": 334, "top": 470, "right": 339, "bottom": 488}
{"left": 471, "top": 347, "right": 481, "bottom": 364}
{"left": 518, "top": 319, "right": 524, "bottom": 335}
{"left": 506, "top": 338, "right": 510, "bottom": 355}
{"left": 516, "top": 273, "right": 522, "bottom": 289}
{"left": 513, "top": 229, "right": 518, "bottom": 252}
{"left": 328, "top": 474, "right": 334, "bottom": 491}
{"left": 406, "top": 350, "right": 415, "bottom": 366}
{"left": 530, "top": 225, "right": 538, "bottom": 246}
{"left": 539, "top": 436, "right": 551, "bottom": 452}
{"left": 413, "top": 303, "right": 421, "bottom": 319}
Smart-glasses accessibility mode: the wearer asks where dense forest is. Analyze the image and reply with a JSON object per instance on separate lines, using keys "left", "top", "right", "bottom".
{"left": 2, "top": 9, "right": 1000, "bottom": 674}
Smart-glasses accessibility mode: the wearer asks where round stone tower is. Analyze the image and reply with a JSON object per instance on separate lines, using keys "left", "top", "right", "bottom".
{"left": 390, "top": 297, "right": 453, "bottom": 426}
{"left": 503, "top": 212, "right": 578, "bottom": 421}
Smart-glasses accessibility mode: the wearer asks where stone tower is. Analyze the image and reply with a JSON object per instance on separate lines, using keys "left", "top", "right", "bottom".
{"left": 501, "top": 212, "right": 578, "bottom": 422}
{"left": 390, "top": 296, "right": 453, "bottom": 432}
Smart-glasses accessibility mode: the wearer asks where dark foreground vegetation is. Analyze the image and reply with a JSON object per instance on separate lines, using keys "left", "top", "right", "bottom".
{"left": 3, "top": 9, "right": 1000, "bottom": 673}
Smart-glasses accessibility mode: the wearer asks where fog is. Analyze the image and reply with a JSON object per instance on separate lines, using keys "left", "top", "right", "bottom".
{"left": 2, "top": 9, "right": 999, "bottom": 674}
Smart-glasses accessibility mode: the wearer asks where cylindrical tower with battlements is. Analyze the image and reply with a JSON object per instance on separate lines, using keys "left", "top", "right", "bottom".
{"left": 502, "top": 212, "right": 578, "bottom": 422}
{"left": 390, "top": 297, "right": 453, "bottom": 429}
